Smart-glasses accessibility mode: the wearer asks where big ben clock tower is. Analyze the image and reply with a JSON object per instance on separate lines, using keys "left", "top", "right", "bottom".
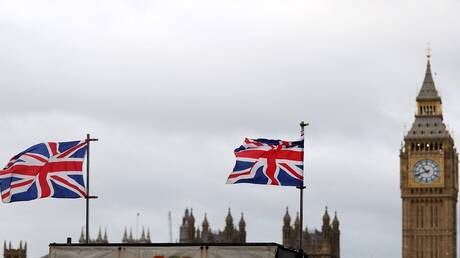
{"left": 400, "top": 54, "right": 458, "bottom": 258}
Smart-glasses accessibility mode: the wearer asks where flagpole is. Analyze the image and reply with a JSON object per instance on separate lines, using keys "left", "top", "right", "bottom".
{"left": 85, "top": 133, "right": 98, "bottom": 244}
{"left": 297, "top": 121, "right": 308, "bottom": 258}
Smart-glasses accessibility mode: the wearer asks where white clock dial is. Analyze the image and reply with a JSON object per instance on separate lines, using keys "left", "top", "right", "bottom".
{"left": 413, "top": 159, "right": 440, "bottom": 183}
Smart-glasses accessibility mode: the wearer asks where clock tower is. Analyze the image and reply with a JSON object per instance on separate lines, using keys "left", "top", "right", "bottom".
{"left": 400, "top": 55, "right": 458, "bottom": 258}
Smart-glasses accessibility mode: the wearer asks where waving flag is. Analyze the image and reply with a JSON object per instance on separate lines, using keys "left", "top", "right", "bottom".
{"left": 0, "top": 141, "right": 88, "bottom": 203}
{"left": 227, "top": 138, "right": 304, "bottom": 187}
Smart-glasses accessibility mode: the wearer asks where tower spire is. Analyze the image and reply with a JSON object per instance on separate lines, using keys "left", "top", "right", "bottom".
{"left": 416, "top": 52, "right": 440, "bottom": 101}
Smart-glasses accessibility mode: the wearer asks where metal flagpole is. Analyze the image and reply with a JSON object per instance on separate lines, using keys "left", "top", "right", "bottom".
{"left": 297, "top": 121, "right": 308, "bottom": 258}
{"left": 85, "top": 133, "right": 99, "bottom": 244}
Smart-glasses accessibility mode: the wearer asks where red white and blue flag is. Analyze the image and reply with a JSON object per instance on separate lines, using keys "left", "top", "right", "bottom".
{"left": 0, "top": 141, "right": 88, "bottom": 203}
{"left": 227, "top": 138, "right": 304, "bottom": 187}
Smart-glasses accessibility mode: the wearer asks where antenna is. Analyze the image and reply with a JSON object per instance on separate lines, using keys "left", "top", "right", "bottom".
{"left": 168, "top": 211, "right": 173, "bottom": 243}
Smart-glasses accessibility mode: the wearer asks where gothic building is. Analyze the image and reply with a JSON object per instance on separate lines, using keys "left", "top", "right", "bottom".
{"left": 179, "top": 208, "right": 246, "bottom": 243}
{"left": 282, "top": 207, "right": 340, "bottom": 258}
{"left": 400, "top": 55, "right": 458, "bottom": 258}
{"left": 122, "top": 227, "right": 151, "bottom": 243}
{"left": 3, "top": 241, "right": 27, "bottom": 258}
{"left": 78, "top": 227, "right": 109, "bottom": 244}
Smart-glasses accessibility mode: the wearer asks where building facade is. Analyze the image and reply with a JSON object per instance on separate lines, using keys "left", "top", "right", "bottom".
{"left": 282, "top": 207, "right": 339, "bottom": 258}
{"left": 3, "top": 241, "right": 27, "bottom": 258}
{"left": 179, "top": 208, "right": 246, "bottom": 243}
{"left": 400, "top": 56, "right": 458, "bottom": 258}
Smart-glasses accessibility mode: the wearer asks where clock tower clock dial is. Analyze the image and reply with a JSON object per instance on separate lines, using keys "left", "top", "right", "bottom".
{"left": 400, "top": 56, "right": 458, "bottom": 258}
{"left": 412, "top": 159, "right": 440, "bottom": 183}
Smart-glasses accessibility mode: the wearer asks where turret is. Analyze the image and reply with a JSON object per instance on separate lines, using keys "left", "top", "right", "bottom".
{"left": 182, "top": 208, "right": 189, "bottom": 225}
{"left": 96, "top": 227, "right": 103, "bottom": 242}
{"left": 332, "top": 211, "right": 341, "bottom": 258}
{"left": 104, "top": 229, "right": 108, "bottom": 242}
{"left": 226, "top": 208, "right": 233, "bottom": 225}
{"left": 188, "top": 208, "right": 196, "bottom": 242}
{"left": 283, "top": 207, "right": 291, "bottom": 225}
{"left": 332, "top": 211, "right": 339, "bottom": 231}
{"left": 293, "top": 212, "right": 301, "bottom": 248}
{"left": 322, "top": 206, "right": 330, "bottom": 225}
{"left": 239, "top": 213, "right": 246, "bottom": 242}
{"left": 282, "top": 207, "right": 292, "bottom": 246}
{"left": 223, "top": 208, "right": 235, "bottom": 242}
{"left": 79, "top": 227, "right": 85, "bottom": 243}
{"left": 122, "top": 227, "right": 128, "bottom": 243}
{"left": 129, "top": 228, "right": 133, "bottom": 242}
{"left": 188, "top": 208, "right": 195, "bottom": 226}
{"left": 322, "top": 207, "right": 331, "bottom": 240}
{"left": 140, "top": 227, "right": 146, "bottom": 241}
{"left": 202, "top": 213, "right": 209, "bottom": 231}
{"left": 201, "top": 213, "right": 210, "bottom": 242}
{"left": 196, "top": 228, "right": 201, "bottom": 241}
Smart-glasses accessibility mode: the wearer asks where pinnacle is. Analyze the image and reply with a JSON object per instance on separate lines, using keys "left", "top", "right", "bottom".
{"left": 416, "top": 58, "right": 440, "bottom": 101}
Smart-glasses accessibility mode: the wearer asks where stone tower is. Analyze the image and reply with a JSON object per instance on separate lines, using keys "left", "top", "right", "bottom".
{"left": 179, "top": 208, "right": 246, "bottom": 243}
{"left": 282, "top": 207, "right": 340, "bottom": 258}
{"left": 3, "top": 241, "right": 27, "bottom": 258}
{"left": 400, "top": 55, "right": 458, "bottom": 258}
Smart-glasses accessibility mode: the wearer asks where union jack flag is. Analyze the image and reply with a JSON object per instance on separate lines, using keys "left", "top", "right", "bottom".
{"left": 227, "top": 138, "right": 304, "bottom": 187}
{"left": 0, "top": 141, "right": 88, "bottom": 203}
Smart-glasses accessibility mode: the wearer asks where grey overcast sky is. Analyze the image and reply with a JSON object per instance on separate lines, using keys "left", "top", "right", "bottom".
{"left": 1, "top": 0, "right": 460, "bottom": 257}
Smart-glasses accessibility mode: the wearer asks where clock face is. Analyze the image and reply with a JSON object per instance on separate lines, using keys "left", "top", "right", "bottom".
{"left": 412, "top": 159, "right": 440, "bottom": 183}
